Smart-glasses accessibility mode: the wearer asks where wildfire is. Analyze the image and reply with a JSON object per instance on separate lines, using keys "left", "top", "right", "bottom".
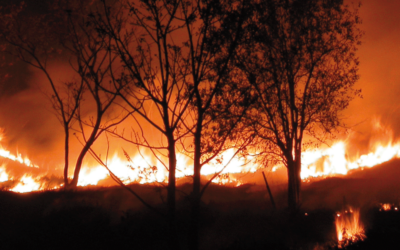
{"left": 11, "top": 175, "right": 41, "bottom": 193}
{"left": 0, "top": 148, "right": 37, "bottom": 168}
{"left": 0, "top": 165, "right": 8, "bottom": 182}
{"left": 335, "top": 207, "right": 366, "bottom": 248}
{"left": 211, "top": 173, "right": 243, "bottom": 186}
{"left": 300, "top": 121, "right": 400, "bottom": 179}
{"left": 1, "top": 121, "right": 400, "bottom": 192}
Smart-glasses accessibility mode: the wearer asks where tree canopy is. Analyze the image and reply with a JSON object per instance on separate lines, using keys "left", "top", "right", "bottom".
{"left": 235, "top": 0, "right": 362, "bottom": 209}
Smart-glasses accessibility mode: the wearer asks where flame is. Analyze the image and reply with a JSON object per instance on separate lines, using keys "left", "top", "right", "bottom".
{"left": 0, "top": 135, "right": 42, "bottom": 192}
{"left": 0, "top": 165, "right": 8, "bottom": 182}
{"left": 11, "top": 175, "right": 41, "bottom": 193}
{"left": 78, "top": 165, "right": 108, "bottom": 186}
{"left": 201, "top": 149, "right": 257, "bottom": 176}
{"left": 0, "top": 132, "right": 37, "bottom": 168}
{"left": 0, "top": 148, "right": 37, "bottom": 168}
{"left": 301, "top": 128, "right": 400, "bottom": 179}
{"left": 302, "top": 142, "right": 348, "bottom": 178}
{"left": 210, "top": 173, "right": 243, "bottom": 186}
{"left": 380, "top": 203, "right": 392, "bottom": 211}
{"left": 1, "top": 120, "right": 400, "bottom": 192}
{"left": 379, "top": 203, "right": 400, "bottom": 212}
{"left": 78, "top": 153, "right": 169, "bottom": 186}
{"left": 335, "top": 207, "right": 365, "bottom": 247}
{"left": 77, "top": 150, "right": 250, "bottom": 187}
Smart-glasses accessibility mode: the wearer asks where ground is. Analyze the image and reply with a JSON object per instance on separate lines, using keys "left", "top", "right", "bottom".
{"left": 1, "top": 159, "right": 400, "bottom": 249}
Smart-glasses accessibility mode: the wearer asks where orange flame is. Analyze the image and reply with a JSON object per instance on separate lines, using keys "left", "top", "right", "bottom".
{"left": 379, "top": 203, "right": 399, "bottom": 211}
{"left": 11, "top": 175, "right": 41, "bottom": 193}
{"left": 380, "top": 203, "right": 392, "bottom": 211}
{"left": 0, "top": 148, "right": 37, "bottom": 168}
{"left": 0, "top": 120, "right": 400, "bottom": 192}
{"left": 335, "top": 207, "right": 365, "bottom": 247}
{"left": 0, "top": 165, "right": 8, "bottom": 182}
{"left": 301, "top": 120, "right": 400, "bottom": 179}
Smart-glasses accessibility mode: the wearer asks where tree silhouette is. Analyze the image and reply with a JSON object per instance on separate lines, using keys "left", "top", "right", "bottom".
{"left": 235, "top": 0, "right": 362, "bottom": 210}
{"left": 57, "top": 0, "right": 129, "bottom": 188}
{"left": 0, "top": 2, "right": 84, "bottom": 187}
{"left": 86, "top": 0, "right": 196, "bottom": 248}
{"left": 87, "top": 0, "right": 252, "bottom": 248}
{"left": 179, "top": 1, "right": 253, "bottom": 248}
{"left": 0, "top": 1, "right": 127, "bottom": 188}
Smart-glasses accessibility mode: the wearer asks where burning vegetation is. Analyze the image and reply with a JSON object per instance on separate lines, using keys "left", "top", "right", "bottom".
{"left": 335, "top": 207, "right": 366, "bottom": 248}
{"left": 0, "top": 0, "right": 399, "bottom": 249}
{"left": 1, "top": 119, "right": 400, "bottom": 195}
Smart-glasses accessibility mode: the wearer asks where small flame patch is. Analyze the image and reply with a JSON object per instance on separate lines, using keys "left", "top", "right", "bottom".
{"left": 335, "top": 207, "right": 366, "bottom": 248}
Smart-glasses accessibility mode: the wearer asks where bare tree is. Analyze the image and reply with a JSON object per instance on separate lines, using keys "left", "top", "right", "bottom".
{"left": 235, "top": 0, "right": 362, "bottom": 210}
{"left": 87, "top": 0, "right": 253, "bottom": 249}
{"left": 0, "top": 2, "right": 84, "bottom": 187}
{"left": 58, "top": 0, "right": 130, "bottom": 188}
{"left": 177, "top": 1, "right": 253, "bottom": 248}
{"left": 87, "top": 0, "right": 194, "bottom": 248}
{"left": 0, "top": 1, "right": 128, "bottom": 188}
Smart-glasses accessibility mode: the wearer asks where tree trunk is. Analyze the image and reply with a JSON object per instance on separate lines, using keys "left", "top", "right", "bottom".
{"left": 68, "top": 110, "right": 102, "bottom": 188}
{"left": 294, "top": 151, "right": 302, "bottom": 203}
{"left": 166, "top": 133, "right": 179, "bottom": 250}
{"left": 63, "top": 124, "right": 70, "bottom": 187}
{"left": 189, "top": 115, "right": 203, "bottom": 250}
{"left": 68, "top": 132, "right": 98, "bottom": 188}
{"left": 287, "top": 162, "right": 297, "bottom": 210}
{"left": 190, "top": 167, "right": 201, "bottom": 250}
{"left": 287, "top": 158, "right": 301, "bottom": 211}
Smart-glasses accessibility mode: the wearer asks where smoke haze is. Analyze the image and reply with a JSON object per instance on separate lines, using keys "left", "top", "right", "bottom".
{"left": 0, "top": 0, "right": 400, "bottom": 177}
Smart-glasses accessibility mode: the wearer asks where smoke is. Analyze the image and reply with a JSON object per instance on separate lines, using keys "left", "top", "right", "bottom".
{"left": 345, "top": 0, "right": 400, "bottom": 139}
{"left": 0, "top": 61, "right": 62, "bottom": 165}
{"left": 0, "top": 0, "right": 400, "bottom": 185}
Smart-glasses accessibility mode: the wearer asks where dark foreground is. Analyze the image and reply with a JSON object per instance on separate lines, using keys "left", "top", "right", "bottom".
{"left": 0, "top": 183, "right": 400, "bottom": 250}
{"left": 2, "top": 158, "right": 400, "bottom": 249}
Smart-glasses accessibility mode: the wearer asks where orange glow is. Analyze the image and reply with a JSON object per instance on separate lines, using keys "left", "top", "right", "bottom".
{"left": 11, "top": 175, "right": 41, "bottom": 193}
{"left": 0, "top": 148, "right": 37, "bottom": 168}
{"left": 0, "top": 165, "right": 8, "bottom": 182}
{"left": 1, "top": 121, "right": 400, "bottom": 192}
{"left": 380, "top": 203, "right": 392, "bottom": 211}
{"left": 335, "top": 207, "right": 365, "bottom": 247}
{"left": 301, "top": 121, "right": 400, "bottom": 179}
{"left": 0, "top": 132, "right": 37, "bottom": 168}
{"left": 301, "top": 140, "right": 400, "bottom": 179}
{"left": 211, "top": 173, "right": 243, "bottom": 186}
{"left": 78, "top": 165, "right": 108, "bottom": 186}
{"left": 379, "top": 203, "right": 399, "bottom": 212}
{"left": 201, "top": 149, "right": 257, "bottom": 176}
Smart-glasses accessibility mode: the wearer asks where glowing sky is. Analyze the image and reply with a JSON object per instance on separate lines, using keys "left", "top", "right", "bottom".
{"left": 0, "top": 0, "right": 399, "bottom": 165}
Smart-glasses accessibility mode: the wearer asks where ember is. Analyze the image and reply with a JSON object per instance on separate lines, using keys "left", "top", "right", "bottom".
{"left": 380, "top": 203, "right": 392, "bottom": 211}
{"left": 379, "top": 203, "right": 400, "bottom": 212}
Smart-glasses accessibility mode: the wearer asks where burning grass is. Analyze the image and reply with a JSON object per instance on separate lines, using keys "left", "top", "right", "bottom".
{"left": 1, "top": 121, "right": 400, "bottom": 249}
{"left": 335, "top": 207, "right": 366, "bottom": 248}
{"left": 2, "top": 120, "right": 400, "bottom": 193}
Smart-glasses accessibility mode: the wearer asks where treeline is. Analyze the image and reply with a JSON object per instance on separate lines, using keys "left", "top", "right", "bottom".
{"left": 0, "top": 0, "right": 362, "bottom": 249}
